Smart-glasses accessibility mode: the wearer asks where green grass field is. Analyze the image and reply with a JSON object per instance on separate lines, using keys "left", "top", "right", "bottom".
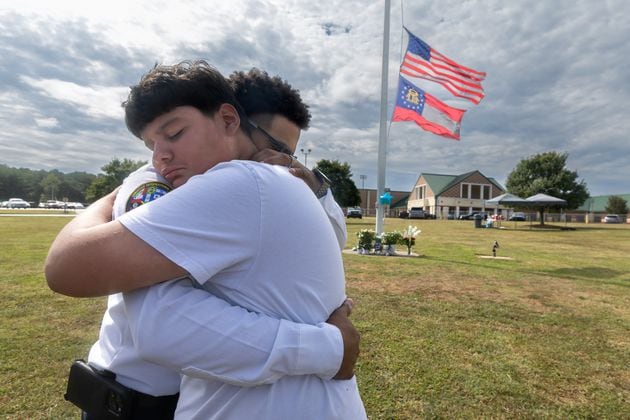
{"left": 1, "top": 216, "right": 628, "bottom": 418}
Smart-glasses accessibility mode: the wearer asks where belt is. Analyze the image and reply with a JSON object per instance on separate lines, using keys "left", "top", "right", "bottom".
{"left": 82, "top": 392, "right": 179, "bottom": 420}
{"left": 132, "top": 391, "right": 179, "bottom": 420}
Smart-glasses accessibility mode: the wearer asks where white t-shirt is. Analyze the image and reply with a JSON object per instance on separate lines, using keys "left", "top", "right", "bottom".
{"left": 88, "top": 163, "right": 349, "bottom": 396}
{"left": 119, "top": 161, "right": 366, "bottom": 419}
{"left": 88, "top": 165, "right": 180, "bottom": 394}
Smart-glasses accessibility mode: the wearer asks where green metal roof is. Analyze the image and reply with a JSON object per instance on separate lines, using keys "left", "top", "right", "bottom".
{"left": 420, "top": 171, "right": 505, "bottom": 196}
{"left": 391, "top": 195, "right": 408, "bottom": 208}
{"left": 577, "top": 194, "right": 630, "bottom": 212}
{"left": 421, "top": 173, "right": 458, "bottom": 195}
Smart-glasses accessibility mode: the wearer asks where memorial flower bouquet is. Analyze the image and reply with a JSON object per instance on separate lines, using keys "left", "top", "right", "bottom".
{"left": 401, "top": 225, "right": 420, "bottom": 255}
{"left": 381, "top": 231, "right": 403, "bottom": 246}
{"left": 356, "top": 229, "right": 376, "bottom": 252}
{"left": 381, "top": 231, "right": 403, "bottom": 255}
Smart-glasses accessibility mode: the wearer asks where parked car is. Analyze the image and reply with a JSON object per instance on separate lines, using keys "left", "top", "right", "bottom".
{"left": 346, "top": 207, "right": 363, "bottom": 219}
{"left": 7, "top": 198, "right": 30, "bottom": 208}
{"left": 6, "top": 198, "right": 30, "bottom": 208}
{"left": 459, "top": 212, "right": 487, "bottom": 220}
{"left": 44, "top": 200, "right": 65, "bottom": 209}
{"left": 408, "top": 207, "right": 425, "bottom": 219}
{"left": 603, "top": 214, "right": 621, "bottom": 224}
{"left": 66, "top": 202, "right": 85, "bottom": 209}
{"left": 508, "top": 212, "right": 526, "bottom": 221}
{"left": 398, "top": 210, "right": 409, "bottom": 219}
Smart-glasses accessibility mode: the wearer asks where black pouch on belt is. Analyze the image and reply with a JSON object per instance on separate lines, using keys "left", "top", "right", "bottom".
{"left": 65, "top": 359, "right": 135, "bottom": 419}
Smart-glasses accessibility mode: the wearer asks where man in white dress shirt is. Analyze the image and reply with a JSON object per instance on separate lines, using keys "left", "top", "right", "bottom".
{"left": 46, "top": 62, "right": 364, "bottom": 419}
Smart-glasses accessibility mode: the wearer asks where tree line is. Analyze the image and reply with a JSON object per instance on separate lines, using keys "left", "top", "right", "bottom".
{"left": 0, "top": 159, "right": 147, "bottom": 205}
{"left": 0, "top": 158, "right": 362, "bottom": 207}
{"left": 8, "top": 152, "right": 622, "bottom": 214}
{"left": 0, "top": 164, "right": 96, "bottom": 204}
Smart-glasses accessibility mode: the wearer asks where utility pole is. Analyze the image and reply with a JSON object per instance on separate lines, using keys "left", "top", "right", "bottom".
{"left": 360, "top": 174, "right": 367, "bottom": 213}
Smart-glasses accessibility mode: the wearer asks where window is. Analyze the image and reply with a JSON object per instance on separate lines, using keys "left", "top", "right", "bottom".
{"left": 461, "top": 184, "right": 469, "bottom": 198}
{"left": 471, "top": 185, "right": 481, "bottom": 199}
{"left": 483, "top": 185, "right": 491, "bottom": 200}
{"left": 415, "top": 185, "right": 425, "bottom": 200}
{"left": 461, "top": 183, "right": 492, "bottom": 200}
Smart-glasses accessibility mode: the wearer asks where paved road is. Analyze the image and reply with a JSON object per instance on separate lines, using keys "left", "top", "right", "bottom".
{"left": 0, "top": 211, "right": 83, "bottom": 217}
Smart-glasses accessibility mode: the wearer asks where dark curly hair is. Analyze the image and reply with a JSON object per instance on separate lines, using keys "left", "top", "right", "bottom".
{"left": 229, "top": 68, "right": 311, "bottom": 130}
{"left": 123, "top": 60, "right": 245, "bottom": 139}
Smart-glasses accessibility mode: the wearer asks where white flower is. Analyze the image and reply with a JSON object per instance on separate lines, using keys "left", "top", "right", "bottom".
{"left": 402, "top": 225, "right": 420, "bottom": 240}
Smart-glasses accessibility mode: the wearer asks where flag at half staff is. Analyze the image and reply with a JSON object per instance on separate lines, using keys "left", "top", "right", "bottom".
{"left": 400, "top": 28, "right": 486, "bottom": 105}
{"left": 392, "top": 76, "right": 465, "bottom": 140}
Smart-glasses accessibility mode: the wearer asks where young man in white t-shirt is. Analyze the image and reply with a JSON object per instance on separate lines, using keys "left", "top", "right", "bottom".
{"left": 46, "top": 62, "right": 365, "bottom": 419}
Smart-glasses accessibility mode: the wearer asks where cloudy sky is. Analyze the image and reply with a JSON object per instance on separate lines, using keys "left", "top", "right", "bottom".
{"left": 1, "top": 0, "right": 628, "bottom": 195}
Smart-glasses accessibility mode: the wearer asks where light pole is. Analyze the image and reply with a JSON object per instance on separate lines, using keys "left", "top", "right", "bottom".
{"left": 300, "top": 148, "right": 312, "bottom": 167}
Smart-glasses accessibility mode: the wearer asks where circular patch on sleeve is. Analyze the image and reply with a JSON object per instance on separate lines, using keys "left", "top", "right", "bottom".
{"left": 125, "top": 182, "right": 172, "bottom": 212}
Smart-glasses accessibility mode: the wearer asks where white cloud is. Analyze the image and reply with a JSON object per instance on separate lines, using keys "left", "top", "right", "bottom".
{"left": 34, "top": 117, "right": 59, "bottom": 128}
{"left": 20, "top": 76, "right": 128, "bottom": 120}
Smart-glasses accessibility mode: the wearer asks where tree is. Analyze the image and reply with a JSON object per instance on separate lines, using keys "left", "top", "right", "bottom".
{"left": 506, "top": 152, "right": 589, "bottom": 222}
{"left": 40, "top": 173, "right": 62, "bottom": 201}
{"left": 314, "top": 159, "right": 360, "bottom": 208}
{"left": 61, "top": 171, "right": 97, "bottom": 203}
{"left": 605, "top": 195, "right": 628, "bottom": 215}
{"left": 85, "top": 158, "right": 147, "bottom": 202}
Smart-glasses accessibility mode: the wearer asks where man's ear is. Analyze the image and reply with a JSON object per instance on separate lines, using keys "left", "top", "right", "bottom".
{"left": 217, "top": 103, "right": 241, "bottom": 136}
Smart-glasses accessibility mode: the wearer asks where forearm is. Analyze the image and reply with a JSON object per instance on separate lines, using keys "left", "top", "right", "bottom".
{"left": 124, "top": 280, "right": 343, "bottom": 386}
{"left": 45, "top": 192, "right": 116, "bottom": 295}
{"left": 45, "top": 191, "right": 185, "bottom": 297}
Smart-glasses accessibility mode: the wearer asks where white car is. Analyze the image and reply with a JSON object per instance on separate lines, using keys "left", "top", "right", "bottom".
{"left": 603, "top": 214, "right": 621, "bottom": 224}
{"left": 44, "top": 200, "right": 65, "bottom": 209}
{"left": 346, "top": 207, "right": 363, "bottom": 219}
{"left": 6, "top": 198, "right": 31, "bottom": 208}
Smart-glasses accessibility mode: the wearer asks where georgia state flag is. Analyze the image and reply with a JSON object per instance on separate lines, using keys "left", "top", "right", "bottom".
{"left": 392, "top": 76, "right": 466, "bottom": 140}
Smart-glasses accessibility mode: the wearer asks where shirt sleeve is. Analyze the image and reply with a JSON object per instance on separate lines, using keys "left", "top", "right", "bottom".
{"left": 319, "top": 190, "right": 348, "bottom": 250}
{"left": 123, "top": 279, "right": 344, "bottom": 386}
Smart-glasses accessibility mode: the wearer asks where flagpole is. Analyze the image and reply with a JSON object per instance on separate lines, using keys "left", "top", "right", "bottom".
{"left": 375, "top": 0, "right": 391, "bottom": 236}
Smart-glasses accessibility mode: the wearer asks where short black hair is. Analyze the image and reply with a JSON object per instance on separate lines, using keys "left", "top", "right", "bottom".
{"left": 229, "top": 68, "right": 311, "bottom": 130}
{"left": 123, "top": 60, "right": 244, "bottom": 138}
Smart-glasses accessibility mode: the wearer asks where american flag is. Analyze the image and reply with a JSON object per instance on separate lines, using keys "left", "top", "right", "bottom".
{"left": 400, "top": 28, "right": 486, "bottom": 105}
{"left": 392, "top": 76, "right": 466, "bottom": 140}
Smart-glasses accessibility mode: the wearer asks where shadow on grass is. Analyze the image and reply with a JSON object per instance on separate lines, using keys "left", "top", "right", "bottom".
{"left": 346, "top": 219, "right": 377, "bottom": 227}
{"left": 501, "top": 224, "right": 628, "bottom": 232}
{"left": 422, "top": 255, "right": 630, "bottom": 287}
{"left": 547, "top": 267, "right": 624, "bottom": 279}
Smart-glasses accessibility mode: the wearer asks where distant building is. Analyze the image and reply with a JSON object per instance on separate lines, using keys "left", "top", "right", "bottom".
{"left": 357, "top": 189, "right": 409, "bottom": 217}
{"left": 575, "top": 194, "right": 630, "bottom": 223}
{"left": 407, "top": 170, "right": 506, "bottom": 219}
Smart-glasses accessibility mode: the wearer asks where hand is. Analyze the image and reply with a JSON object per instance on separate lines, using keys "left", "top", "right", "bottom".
{"left": 251, "top": 148, "right": 321, "bottom": 194}
{"left": 89, "top": 186, "right": 120, "bottom": 222}
{"left": 326, "top": 299, "right": 360, "bottom": 380}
